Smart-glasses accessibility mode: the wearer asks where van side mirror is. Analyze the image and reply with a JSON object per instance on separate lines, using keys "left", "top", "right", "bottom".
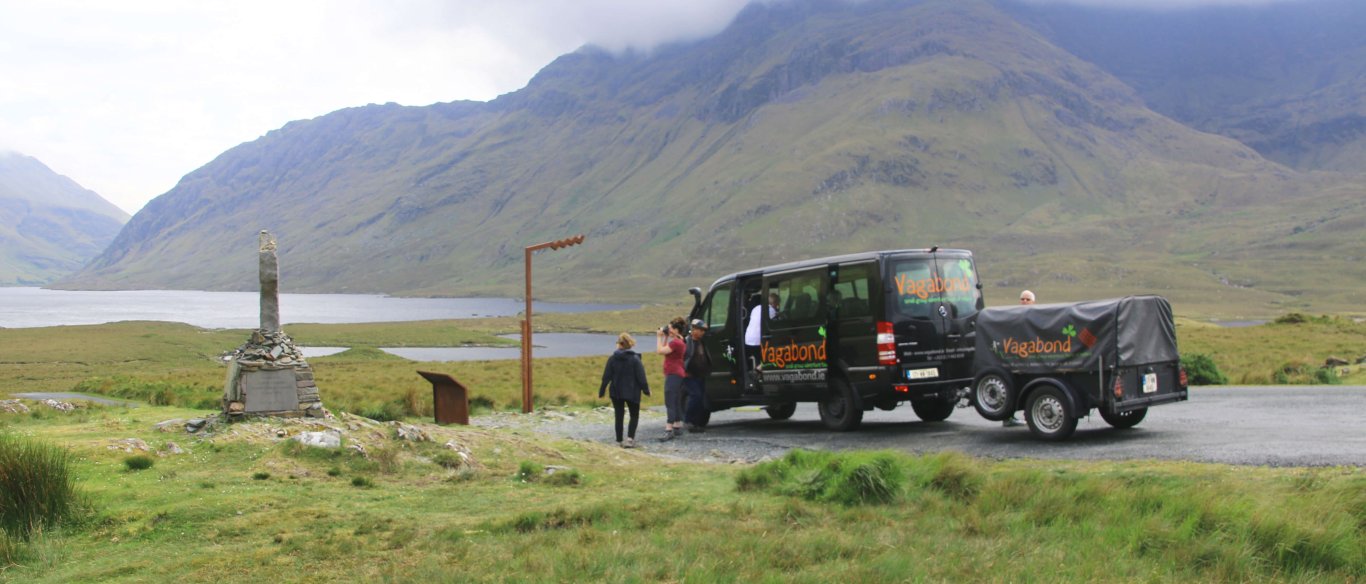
{"left": 688, "top": 287, "right": 703, "bottom": 312}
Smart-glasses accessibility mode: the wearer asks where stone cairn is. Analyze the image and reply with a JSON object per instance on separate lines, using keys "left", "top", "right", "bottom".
{"left": 222, "top": 231, "right": 325, "bottom": 419}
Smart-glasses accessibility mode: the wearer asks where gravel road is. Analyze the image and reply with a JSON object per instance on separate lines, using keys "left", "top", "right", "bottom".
{"left": 513, "top": 386, "right": 1366, "bottom": 467}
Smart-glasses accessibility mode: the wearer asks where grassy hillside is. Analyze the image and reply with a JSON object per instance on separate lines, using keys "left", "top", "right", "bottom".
{"left": 58, "top": 0, "right": 1366, "bottom": 319}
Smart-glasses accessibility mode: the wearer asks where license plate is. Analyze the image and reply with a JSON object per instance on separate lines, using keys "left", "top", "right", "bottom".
{"left": 1143, "top": 372, "right": 1158, "bottom": 394}
{"left": 906, "top": 368, "right": 939, "bottom": 380}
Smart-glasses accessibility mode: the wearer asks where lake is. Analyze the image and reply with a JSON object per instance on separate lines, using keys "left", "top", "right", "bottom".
{"left": 0, "top": 287, "right": 634, "bottom": 329}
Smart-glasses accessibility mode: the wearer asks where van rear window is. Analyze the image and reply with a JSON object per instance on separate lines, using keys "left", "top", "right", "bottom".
{"left": 891, "top": 258, "right": 979, "bottom": 319}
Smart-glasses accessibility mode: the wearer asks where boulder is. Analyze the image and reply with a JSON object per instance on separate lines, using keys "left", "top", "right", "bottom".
{"left": 0, "top": 400, "right": 30, "bottom": 414}
{"left": 1324, "top": 356, "right": 1349, "bottom": 367}
{"left": 390, "top": 422, "right": 431, "bottom": 442}
{"left": 108, "top": 438, "right": 150, "bottom": 453}
{"left": 294, "top": 431, "right": 341, "bottom": 449}
{"left": 154, "top": 419, "right": 186, "bottom": 432}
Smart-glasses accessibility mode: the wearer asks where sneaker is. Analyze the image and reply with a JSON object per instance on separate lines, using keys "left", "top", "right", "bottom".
{"left": 658, "top": 429, "right": 675, "bottom": 442}
{"left": 622, "top": 438, "right": 637, "bottom": 449}
{"left": 1002, "top": 416, "right": 1023, "bottom": 427}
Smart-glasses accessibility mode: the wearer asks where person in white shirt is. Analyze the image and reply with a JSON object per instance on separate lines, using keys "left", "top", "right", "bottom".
{"left": 744, "top": 293, "right": 779, "bottom": 371}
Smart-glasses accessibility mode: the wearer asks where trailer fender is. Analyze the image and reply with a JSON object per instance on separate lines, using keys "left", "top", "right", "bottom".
{"left": 1020, "top": 377, "right": 1083, "bottom": 419}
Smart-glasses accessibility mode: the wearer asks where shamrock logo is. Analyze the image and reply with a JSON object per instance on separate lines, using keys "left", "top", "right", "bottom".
{"left": 1062, "top": 324, "right": 1077, "bottom": 337}
{"left": 818, "top": 326, "right": 827, "bottom": 338}
{"left": 957, "top": 259, "right": 972, "bottom": 274}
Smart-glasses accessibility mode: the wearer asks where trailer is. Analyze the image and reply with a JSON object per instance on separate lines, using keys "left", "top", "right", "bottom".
{"left": 969, "top": 295, "right": 1188, "bottom": 440}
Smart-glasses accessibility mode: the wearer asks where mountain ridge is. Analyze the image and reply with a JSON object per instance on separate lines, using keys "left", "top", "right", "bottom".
{"left": 57, "top": 0, "right": 1366, "bottom": 316}
{"left": 0, "top": 152, "right": 129, "bottom": 285}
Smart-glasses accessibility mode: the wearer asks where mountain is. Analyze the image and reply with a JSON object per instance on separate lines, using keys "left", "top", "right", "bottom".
{"left": 58, "top": 0, "right": 1366, "bottom": 316}
{"left": 0, "top": 153, "right": 130, "bottom": 285}
{"left": 1005, "top": 0, "right": 1366, "bottom": 173}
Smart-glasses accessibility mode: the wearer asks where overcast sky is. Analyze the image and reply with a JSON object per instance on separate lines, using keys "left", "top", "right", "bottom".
{"left": 1, "top": 0, "right": 1308, "bottom": 215}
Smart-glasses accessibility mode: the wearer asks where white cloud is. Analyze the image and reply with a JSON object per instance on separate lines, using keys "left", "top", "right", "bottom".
{"left": 0, "top": 0, "right": 751, "bottom": 214}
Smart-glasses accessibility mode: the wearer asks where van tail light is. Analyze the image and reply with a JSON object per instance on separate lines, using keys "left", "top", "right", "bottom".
{"left": 876, "top": 321, "right": 898, "bottom": 366}
{"left": 1113, "top": 376, "right": 1125, "bottom": 399}
{"left": 1179, "top": 368, "right": 1188, "bottom": 388}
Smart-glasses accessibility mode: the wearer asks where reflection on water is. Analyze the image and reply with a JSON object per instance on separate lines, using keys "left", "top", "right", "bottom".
{"left": 299, "top": 347, "right": 349, "bottom": 358}
{"left": 379, "top": 333, "right": 641, "bottom": 362}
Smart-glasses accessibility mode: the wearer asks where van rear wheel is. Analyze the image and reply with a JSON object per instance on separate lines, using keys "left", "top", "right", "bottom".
{"left": 818, "top": 379, "right": 863, "bottom": 431}
{"left": 1099, "top": 407, "right": 1147, "bottom": 429}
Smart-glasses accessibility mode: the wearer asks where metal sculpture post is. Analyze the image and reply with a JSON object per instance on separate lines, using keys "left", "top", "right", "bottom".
{"left": 521, "top": 234, "right": 585, "bottom": 413}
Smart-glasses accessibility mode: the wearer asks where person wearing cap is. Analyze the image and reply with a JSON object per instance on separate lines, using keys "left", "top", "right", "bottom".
{"left": 1003, "top": 290, "right": 1036, "bottom": 427}
{"left": 683, "top": 318, "right": 712, "bottom": 432}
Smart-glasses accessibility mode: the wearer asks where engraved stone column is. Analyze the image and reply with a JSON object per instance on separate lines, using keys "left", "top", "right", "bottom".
{"left": 259, "top": 230, "right": 280, "bottom": 333}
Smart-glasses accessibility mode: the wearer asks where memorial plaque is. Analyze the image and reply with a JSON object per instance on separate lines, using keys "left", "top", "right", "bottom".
{"left": 242, "top": 369, "right": 301, "bottom": 413}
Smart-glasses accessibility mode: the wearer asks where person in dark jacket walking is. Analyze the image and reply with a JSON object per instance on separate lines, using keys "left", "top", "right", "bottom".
{"left": 599, "top": 332, "right": 650, "bottom": 448}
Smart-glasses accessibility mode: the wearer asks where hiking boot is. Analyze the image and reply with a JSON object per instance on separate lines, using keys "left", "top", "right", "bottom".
{"left": 1002, "top": 416, "right": 1023, "bottom": 428}
{"left": 657, "top": 429, "right": 675, "bottom": 442}
{"left": 687, "top": 424, "right": 706, "bottom": 434}
{"left": 622, "top": 438, "right": 637, "bottom": 449}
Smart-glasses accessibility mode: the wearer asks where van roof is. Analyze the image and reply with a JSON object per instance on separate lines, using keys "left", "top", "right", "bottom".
{"left": 708, "top": 248, "right": 974, "bottom": 288}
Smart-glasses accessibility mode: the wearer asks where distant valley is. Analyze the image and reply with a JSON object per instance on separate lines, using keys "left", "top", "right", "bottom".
{"left": 53, "top": 0, "right": 1366, "bottom": 317}
{"left": 0, "top": 153, "right": 129, "bottom": 286}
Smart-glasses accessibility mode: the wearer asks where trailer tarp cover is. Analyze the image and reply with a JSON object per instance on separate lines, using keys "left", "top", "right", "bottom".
{"left": 974, "top": 295, "right": 1177, "bottom": 373}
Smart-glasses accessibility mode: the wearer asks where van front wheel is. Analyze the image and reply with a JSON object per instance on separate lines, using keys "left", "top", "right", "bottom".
{"left": 819, "top": 380, "right": 863, "bottom": 431}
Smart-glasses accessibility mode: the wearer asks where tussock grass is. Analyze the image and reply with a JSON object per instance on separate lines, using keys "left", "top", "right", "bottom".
{"left": 122, "top": 456, "right": 153, "bottom": 471}
{"left": 0, "top": 434, "right": 79, "bottom": 546}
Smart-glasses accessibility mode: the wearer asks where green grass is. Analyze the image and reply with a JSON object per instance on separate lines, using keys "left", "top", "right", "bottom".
{"left": 0, "top": 406, "right": 1360, "bottom": 582}
{"left": 1177, "top": 316, "right": 1366, "bottom": 385}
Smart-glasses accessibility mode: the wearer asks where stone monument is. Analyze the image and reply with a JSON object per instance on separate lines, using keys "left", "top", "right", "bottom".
{"left": 222, "top": 231, "right": 325, "bottom": 418}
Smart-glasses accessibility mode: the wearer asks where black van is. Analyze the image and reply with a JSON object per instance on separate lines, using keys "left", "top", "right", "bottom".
{"left": 685, "top": 248, "right": 981, "bottom": 431}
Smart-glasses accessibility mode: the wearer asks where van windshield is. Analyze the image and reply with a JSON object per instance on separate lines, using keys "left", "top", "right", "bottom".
{"left": 890, "top": 257, "right": 980, "bottom": 319}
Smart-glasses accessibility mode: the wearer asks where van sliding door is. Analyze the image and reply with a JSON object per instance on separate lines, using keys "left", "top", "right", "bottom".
{"left": 761, "top": 267, "right": 830, "bottom": 394}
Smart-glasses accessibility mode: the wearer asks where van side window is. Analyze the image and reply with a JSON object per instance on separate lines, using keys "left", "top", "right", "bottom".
{"left": 704, "top": 287, "right": 731, "bottom": 331}
{"left": 832, "top": 263, "right": 873, "bottom": 320}
{"left": 767, "top": 268, "right": 826, "bottom": 330}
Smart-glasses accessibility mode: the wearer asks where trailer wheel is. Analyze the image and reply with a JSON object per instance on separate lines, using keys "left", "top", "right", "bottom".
{"left": 971, "top": 369, "right": 1016, "bottom": 421}
{"left": 818, "top": 379, "right": 863, "bottom": 431}
{"left": 1024, "top": 385, "right": 1077, "bottom": 441}
{"left": 1099, "top": 407, "right": 1147, "bottom": 429}
{"left": 911, "top": 395, "right": 956, "bottom": 422}
{"left": 766, "top": 402, "right": 797, "bottom": 421}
